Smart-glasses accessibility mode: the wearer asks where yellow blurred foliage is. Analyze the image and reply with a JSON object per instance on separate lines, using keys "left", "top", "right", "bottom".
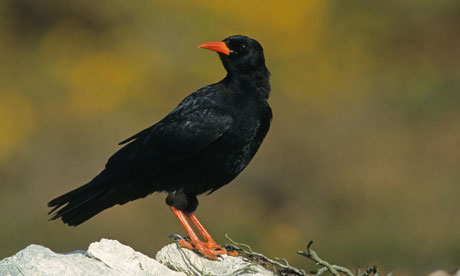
{"left": 193, "top": 0, "right": 328, "bottom": 53}
{"left": 0, "top": 92, "right": 36, "bottom": 162}
{"left": 38, "top": 24, "right": 141, "bottom": 116}
{"left": 68, "top": 51, "right": 139, "bottom": 115}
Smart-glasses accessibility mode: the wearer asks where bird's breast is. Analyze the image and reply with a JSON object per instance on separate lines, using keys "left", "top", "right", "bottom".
{"left": 207, "top": 104, "right": 269, "bottom": 176}
{"left": 168, "top": 95, "right": 271, "bottom": 195}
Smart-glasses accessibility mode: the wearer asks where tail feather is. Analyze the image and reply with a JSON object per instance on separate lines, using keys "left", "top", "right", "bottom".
{"left": 48, "top": 172, "right": 120, "bottom": 226}
{"left": 48, "top": 189, "right": 106, "bottom": 221}
{"left": 48, "top": 172, "right": 109, "bottom": 210}
{"left": 48, "top": 168, "right": 158, "bottom": 226}
{"left": 47, "top": 188, "right": 84, "bottom": 215}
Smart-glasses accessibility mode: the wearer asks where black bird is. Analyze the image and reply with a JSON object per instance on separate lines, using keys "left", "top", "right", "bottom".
{"left": 48, "top": 35, "right": 272, "bottom": 260}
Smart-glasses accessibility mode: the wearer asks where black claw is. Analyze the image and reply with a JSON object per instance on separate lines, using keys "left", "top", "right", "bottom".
{"left": 169, "top": 234, "right": 184, "bottom": 241}
{"left": 224, "top": 245, "right": 242, "bottom": 253}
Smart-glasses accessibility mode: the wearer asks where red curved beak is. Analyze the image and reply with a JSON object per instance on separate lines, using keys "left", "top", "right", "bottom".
{"left": 198, "top": 41, "right": 230, "bottom": 56}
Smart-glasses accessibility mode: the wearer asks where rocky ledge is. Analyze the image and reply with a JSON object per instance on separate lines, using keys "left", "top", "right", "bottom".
{"left": 0, "top": 238, "right": 274, "bottom": 276}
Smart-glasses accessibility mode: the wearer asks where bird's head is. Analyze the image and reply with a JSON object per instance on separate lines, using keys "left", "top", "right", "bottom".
{"left": 199, "top": 35, "right": 267, "bottom": 76}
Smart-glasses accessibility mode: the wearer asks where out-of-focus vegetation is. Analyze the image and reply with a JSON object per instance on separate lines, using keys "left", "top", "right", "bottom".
{"left": 0, "top": 1, "right": 459, "bottom": 275}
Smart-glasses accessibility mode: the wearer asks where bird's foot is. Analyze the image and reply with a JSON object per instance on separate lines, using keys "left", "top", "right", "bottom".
{"left": 226, "top": 250, "right": 239, "bottom": 257}
{"left": 224, "top": 245, "right": 240, "bottom": 257}
{"left": 174, "top": 236, "right": 228, "bottom": 260}
{"left": 193, "top": 240, "right": 227, "bottom": 260}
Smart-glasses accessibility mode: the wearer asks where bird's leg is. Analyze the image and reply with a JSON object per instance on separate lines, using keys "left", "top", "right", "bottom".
{"left": 169, "top": 207, "right": 200, "bottom": 251}
{"left": 186, "top": 212, "right": 239, "bottom": 257}
{"left": 185, "top": 213, "right": 226, "bottom": 254}
{"left": 170, "top": 206, "right": 228, "bottom": 260}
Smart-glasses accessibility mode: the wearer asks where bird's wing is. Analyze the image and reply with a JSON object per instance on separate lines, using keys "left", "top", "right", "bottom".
{"left": 118, "top": 126, "right": 153, "bottom": 145}
{"left": 105, "top": 109, "right": 233, "bottom": 171}
{"left": 47, "top": 109, "right": 233, "bottom": 226}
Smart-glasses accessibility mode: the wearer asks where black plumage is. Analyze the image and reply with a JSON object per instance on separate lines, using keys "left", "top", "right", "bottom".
{"left": 48, "top": 35, "right": 272, "bottom": 229}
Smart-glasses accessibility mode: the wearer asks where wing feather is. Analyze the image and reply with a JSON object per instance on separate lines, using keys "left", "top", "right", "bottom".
{"left": 106, "top": 103, "right": 233, "bottom": 171}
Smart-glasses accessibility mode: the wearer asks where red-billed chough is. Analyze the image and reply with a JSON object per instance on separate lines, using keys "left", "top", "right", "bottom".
{"left": 48, "top": 35, "right": 272, "bottom": 260}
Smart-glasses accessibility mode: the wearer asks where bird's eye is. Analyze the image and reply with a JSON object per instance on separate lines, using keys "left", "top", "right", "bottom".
{"left": 239, "top": 44, "right": 247, "bottom": 51}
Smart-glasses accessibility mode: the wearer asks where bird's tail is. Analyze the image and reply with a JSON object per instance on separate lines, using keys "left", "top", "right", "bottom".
{"left": 48, "top": 173, "right": 122, "bottom": 226}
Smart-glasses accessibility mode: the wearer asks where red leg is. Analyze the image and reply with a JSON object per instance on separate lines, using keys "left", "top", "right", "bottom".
{"left": 170, "top": 207, "right": 230, "bottom": 260}
{"left": 186, "top": 213, "right": 225, "bottom": 253}
{"left": 170, "top": 207, "right": 199, "bottom": 251}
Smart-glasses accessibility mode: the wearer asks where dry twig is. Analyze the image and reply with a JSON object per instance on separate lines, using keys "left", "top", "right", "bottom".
{"left": 225, "top": 233, "right": 307, "bottom": 276}
{"left": 224, "top": 234, "right": 389, "bottom": 276}
{"left": 297, "top": 241, "right": 354, "bottom": 276}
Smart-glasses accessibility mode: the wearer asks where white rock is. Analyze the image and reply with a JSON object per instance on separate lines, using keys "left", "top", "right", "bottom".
{"left": 0, "top": 239, "right": 183, "bottom": 276}
{"left": 156, "top": 243, "right": 275, "bottom": 276}
{"left": 87, "top": 239, "right": 184, "bottom": 276}
{"left": 0, "top": 239, "right": 275, "bottom": 276}
{"left": 0, "top": 244, "right": 109, "bottom": 276}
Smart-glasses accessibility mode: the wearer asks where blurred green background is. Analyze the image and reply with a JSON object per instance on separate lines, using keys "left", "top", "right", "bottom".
{"left": 1, "top": 1, "right": 459, "bottom": 275}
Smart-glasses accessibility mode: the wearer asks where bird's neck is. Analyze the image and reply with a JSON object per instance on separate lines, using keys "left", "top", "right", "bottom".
{"left": 224, "top": 68, "right": 271, "bottom": 99}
